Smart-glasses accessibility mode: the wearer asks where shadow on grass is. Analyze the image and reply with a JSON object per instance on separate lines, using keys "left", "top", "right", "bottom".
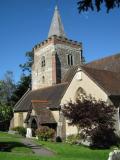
{"left": 0, "top": 142, "right": 30, "bottom": 152}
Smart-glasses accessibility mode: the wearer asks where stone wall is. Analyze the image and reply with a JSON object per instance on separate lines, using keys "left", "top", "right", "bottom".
{"left": 13, "top": 112, "right": 27, "bottom": 127}
{"left": 55, "top": 43, "right": 81, "bottom": 82}
{"left": 32, "top": 43, "right": 54, "bottom": 90}
{"left": 32, "top": 36, "right": 82, "bottom": 90}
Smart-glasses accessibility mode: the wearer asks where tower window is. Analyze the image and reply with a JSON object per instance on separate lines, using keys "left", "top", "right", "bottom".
{"left": 67, "top": 54, "right": 73, "bottom": 66}
{"left": 41, "top": 56, "right": 45, "bottom": 67}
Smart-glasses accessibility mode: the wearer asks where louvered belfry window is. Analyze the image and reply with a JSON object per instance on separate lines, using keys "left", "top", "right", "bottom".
{"left": 68, "top": 54, "right": 73, "bottom": 66}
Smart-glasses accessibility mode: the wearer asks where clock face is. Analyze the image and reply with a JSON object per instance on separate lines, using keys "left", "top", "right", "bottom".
{"left": 76, "top": 87, "right": 86, "bottom": 100}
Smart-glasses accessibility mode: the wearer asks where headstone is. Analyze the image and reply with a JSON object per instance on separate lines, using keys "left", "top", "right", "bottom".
{"left": 108, "top": 149, "right": 120, "bottom": 160}
{"left": 26, "top": 128, "right": 32, "bottom": 138}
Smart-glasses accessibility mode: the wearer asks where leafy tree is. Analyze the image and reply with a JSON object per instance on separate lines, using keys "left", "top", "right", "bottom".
{"left": 10, "top": 50, "right": 33, "bottom": 106}
{"left": 0, "top": 103, "right": 13, "bottom": 122}
{"left": 77, "top": 0, "right": 120, "bottom": 13}
{"left": 19, "top": 50, "right": 34, "bottom": 74}
{"left": 0, "top": 71, "right": 15, "bottom": 106}
{"left": 10, "top": 75, "right": 31, "bottom": 106}
{"left": 0, "top": 103, "right": 13, "bottom": 131}
{"left": 62, "top": 97, "right": 118, "bottom": 148}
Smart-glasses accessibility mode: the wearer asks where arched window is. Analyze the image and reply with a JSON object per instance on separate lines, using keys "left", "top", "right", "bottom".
{"left": 75, "top": 87, "right": 86, "bottom": 100}
{"left": 41, "top": 56, "right": 45, "bottom": 67}
{"left": 67, "top": 54, "right": 73, "bottom": 66}
{"left": 42, "top": 76, "right": 45, "bottom": 83}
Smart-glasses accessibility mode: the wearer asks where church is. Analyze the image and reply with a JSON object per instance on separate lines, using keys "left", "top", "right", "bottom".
{"left": 12, "top": 6, "right": 120, "bottom": 138}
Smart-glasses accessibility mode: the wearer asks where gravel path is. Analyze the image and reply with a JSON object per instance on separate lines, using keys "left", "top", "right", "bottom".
{"left": 21, "top": 138, "right": 54, "bottom": 156}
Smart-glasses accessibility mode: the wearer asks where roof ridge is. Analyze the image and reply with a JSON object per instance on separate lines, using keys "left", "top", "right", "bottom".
{"left": 32, "top": 82, "right": 68, "bottom": 92}
{"left": 82, "top": 66, "right": 119, "bottom": 74}
{"left": 86, "top": 52, "right": 120, "bottom": 64}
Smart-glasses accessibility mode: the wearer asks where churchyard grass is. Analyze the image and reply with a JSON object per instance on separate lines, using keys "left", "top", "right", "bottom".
{"left": 36, "top": 140, "right": 111, "bottom": 160}
{"left": 0, "top": 132, "right": 111, "bottom": 160}
{"left": 0, "top": 132, "right": 32, "bottom": 154}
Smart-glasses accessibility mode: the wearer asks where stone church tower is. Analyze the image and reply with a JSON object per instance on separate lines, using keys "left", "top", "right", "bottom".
{"left": 32, "top": 6, "right": 83, "bottom": 90}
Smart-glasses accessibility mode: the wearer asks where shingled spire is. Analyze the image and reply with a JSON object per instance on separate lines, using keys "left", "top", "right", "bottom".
{"left": 48, "top": 6, "right": 66, "bottom": 38}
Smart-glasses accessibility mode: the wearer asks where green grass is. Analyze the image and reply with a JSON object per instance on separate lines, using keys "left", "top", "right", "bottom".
{"left": 0, "top": 132, "right": 111, "bottom": 160}
{"left": 36, "top": 140, "right": 111, "bottom": 160}
{"left": 0, "top": 132, "right": 33, "bottom": 154}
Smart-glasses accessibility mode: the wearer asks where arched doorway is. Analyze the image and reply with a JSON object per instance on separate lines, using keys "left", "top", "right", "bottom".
{"left": 31, "top": 118, "right": 38, "bottom": 137}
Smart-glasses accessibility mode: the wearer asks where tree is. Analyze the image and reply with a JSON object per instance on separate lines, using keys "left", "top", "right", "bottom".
{"left": 0, "top": 71, "right": 15, "bottom": 106}
{"left": 19, "top": 50, "right": 34, "bottom": 74}
{"left": 0, "top": 103, "right": 13, "bottom": 131}
{"left": 77, "top": 0, "right": 120, "bottom": 13}
{"left": 0, "top": 103, "right": 13, "bottom": 122}
{"left": 0, "top": 71, "right": 15, "bottom": 130}
{"left": 10, "top": 75, "right": 31, "bottom": 106}
{"left": 62, "top": 97, "right": 119, "bottom": 148}
{"left": 10, "top": 50, "right": 33, "bottom": 106}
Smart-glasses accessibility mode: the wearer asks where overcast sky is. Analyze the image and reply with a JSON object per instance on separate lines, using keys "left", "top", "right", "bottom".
{"left": 0, "top": 0, "right": 120, "bottom": 82}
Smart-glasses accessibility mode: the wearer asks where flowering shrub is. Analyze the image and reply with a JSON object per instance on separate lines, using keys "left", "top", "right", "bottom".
{"left": 66, "top": 134, "right": 80, "bottom": 144}
{"left": 36, "top": 126, "right": 55, "bottom": 141}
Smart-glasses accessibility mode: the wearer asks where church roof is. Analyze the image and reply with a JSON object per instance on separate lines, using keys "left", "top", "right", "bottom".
{"left": 32, "top": 103, "right": 57, "bottom": 124}
{"left": 62, "top": 65, "right": 120, "bottom": 96}
{"left": 14, "top": 83, "right": 68, "bottom": 112}
{"left": 24, "top": 108, "right": 56, "bottom": 124}
{"left": 86, "top": 53, "right": 120, "bottom": 72}
{"left": 62, "top": 65, "right": 78, "bottom": 83}
{"left": 48, "top": 6, "right": 66, "bottom": 38}
{"left": 82, "top": 66, "right": 120, "bottom": 96}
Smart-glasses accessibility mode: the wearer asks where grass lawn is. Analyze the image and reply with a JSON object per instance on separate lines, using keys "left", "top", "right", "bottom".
{"left": 37, "top": 140, "right": 111, "bottom": 160}
{"left": 0, "top": 132, "right": 111, "bottom": 160}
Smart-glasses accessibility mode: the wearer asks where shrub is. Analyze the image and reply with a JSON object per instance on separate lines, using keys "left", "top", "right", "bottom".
{"left": 12, "top": 126, "right": 26, "bottom": 137}
{"left": 36, "top": 126, "right": 55, "bottom": 141}
{"left": 56, "top": 136, "right": 62, "bottom": 142}
{"left": 91, "top": 128, "right": 120, "bottom": 149}
{"left": 62, "top": 97, "right": 116, "bottom": 148}
{"left": 66, "top": 134, "right": 80, "bottom": 144}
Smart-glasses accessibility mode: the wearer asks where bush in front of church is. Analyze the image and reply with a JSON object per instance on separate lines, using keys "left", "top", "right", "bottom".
{"left": 66, "top": 134, "right": 80, "bottom": 145}
{"left": 12, "top": 126, "right": 26, "bottom": 137}
{"left": 36, "top": 126, "right": 55, "bottom": 141}
{"left": 62, "top": 97, "right": 118, "bottom": 148}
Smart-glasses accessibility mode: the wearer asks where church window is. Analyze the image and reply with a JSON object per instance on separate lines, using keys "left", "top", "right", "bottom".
{"left": 41, "top": 56, "right": 45, "bottom": 67}
{"left": 67, "top": 54, "right": 73, "bottom": 66}
{"left": 42, "top": 76, "right": 45, "bottom": 83}
{"left": 75, "top": 87, "right": 86, "bottom": 101}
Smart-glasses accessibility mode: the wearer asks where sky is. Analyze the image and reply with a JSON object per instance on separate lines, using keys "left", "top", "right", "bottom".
{"left": 0, "top": 0, "right": 120, "bottom": 82}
